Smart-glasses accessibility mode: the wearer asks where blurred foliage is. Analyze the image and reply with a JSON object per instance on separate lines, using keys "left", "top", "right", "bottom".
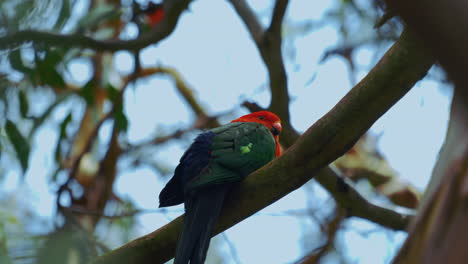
{"left": 36, "top": 221, "right": 96, "bottom": 264}
{"left": 0, "top": 0, "right": 71, "bottom": 32}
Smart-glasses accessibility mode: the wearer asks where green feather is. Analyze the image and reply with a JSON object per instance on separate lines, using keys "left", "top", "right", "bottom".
{"left": 240, "top": 143, "right": 253, "bottom": 154}
{"left": 185, "top": 122, "right": 275, "bottom": 191}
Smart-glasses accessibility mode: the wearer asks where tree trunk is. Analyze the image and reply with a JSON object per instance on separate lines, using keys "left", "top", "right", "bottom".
{"left": 385, "top": 0, "right": 468, "bottom": 263}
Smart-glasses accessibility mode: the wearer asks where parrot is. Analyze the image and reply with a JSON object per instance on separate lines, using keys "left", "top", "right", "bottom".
{"left": 159, "top": 111, "right": 282, "bottom": 264}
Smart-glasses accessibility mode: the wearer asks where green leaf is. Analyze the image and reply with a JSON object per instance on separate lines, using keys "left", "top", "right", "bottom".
{"left": 59, "top": 113, "right": 72, "bottom": 139}
{"left": 36, "top": 66, "right": 66, "bottom": 88}
{"left": 5, "top": 120, "right": 30, "bottom": 173}
{"left": 8, "top": 49, "right": 33, "bottom": 75}
{"left": 114, "top": 104, "right": 128, "bottom": 132}
{"left": 44, "top": 49, "right": 64, "bottom": 67}
{"left": 106, "top": 84, "right": 127, "bottom": 131}
{"left": 106, "top": 84, "right": 119, "bottom": 102}
{"left": 53, "top": 0, "right": 71, "bottom": 30}
{"left": 79, "top": 79, "right": 95, "bottom": 105}
{"left": 18, "top": 90, "right": 29, "bottom": 118}
{"left": 54, "top": 112, "right": 72, "bottom": 163}
{"left": 35, "top": 50, "right": 66, "bottom": 88}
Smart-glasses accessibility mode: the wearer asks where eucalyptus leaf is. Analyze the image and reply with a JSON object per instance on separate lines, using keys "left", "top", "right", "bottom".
{"left": 79, "top": 79, "right": 95, "bottom": 105}
{"left": 8, "top": 49, "right": 33, "bottom": 75}
{"left": 36, "top": 66, "right": 66, "bottom": 88}
{"left": 18, "top": 90, "right": 29, "bottom": 118}
{"left": 114, "top": 104, "right": 128, "bottom": 132}
{"left": 35, "top": 49, "right": 66, "bottom": 88}
{"left": 106, "top": 84, "right": 119, "bottom": 102}
{"left": 5, "top": 120, "right": 30, "bottom": 174}
{"left": 54, "top": 112, "right": 72, "bottom": 163}
{"left": 53, "top": 0, "right": 71, "bottom": 30}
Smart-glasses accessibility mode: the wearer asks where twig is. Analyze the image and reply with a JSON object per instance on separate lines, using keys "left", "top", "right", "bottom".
{"left": 299, "top": 208, "right": 345, "bottom": 264}
{"left": 65, "top": 207, "right": 181, "bottom": 219}
{"left": 221, "top": 233, "right": 242, "bottom": 264}
{"left": 227, "top": 0, "right": 264, "bottom": 43}
{"left": 317, "top": 166, "right": 413, "bottom": 230}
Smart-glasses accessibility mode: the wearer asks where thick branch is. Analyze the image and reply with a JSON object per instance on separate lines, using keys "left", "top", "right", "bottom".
{"left": 93, "top": 28, "right": 433, "bottom": 264}
{"left": 0, "top": 0, "right": 191, "bottom": 51}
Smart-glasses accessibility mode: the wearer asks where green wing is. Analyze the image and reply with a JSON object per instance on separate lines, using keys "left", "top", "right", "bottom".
{"left": 185, "top": 122, "right": 276, "bottom": 191}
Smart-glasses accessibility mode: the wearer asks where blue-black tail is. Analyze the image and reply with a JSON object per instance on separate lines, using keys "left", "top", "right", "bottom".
{"left": 174, "top": 187, "right": 228, "bottom": 264}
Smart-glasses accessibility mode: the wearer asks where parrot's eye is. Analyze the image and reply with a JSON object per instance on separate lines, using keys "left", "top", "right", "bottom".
{"left": 258, "top": 116, "right": 265, "bottom": 120}
{"left": 271, "top": 126, "right": 280, "bottom": 136}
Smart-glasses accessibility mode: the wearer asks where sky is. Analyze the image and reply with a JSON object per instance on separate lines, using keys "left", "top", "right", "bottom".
{"left": 1, "top": 0, "right": 453, "bottom": 263}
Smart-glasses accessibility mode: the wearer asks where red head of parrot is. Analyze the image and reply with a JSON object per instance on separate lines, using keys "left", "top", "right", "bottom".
{"left": 230, "top": 111, "right": 282, "bottom": 157}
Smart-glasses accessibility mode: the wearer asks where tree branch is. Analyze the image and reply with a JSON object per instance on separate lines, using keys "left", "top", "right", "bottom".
{"left": 268, "top": 0, "right": 289, "bottom": 34}
{"left": 93, "top": 28, "right": 433, "bottom": 264}
{"left": 228, "top": 0, "right": 294, "bottom": 146}
{"left": 227, "top": 0, "right": 264, "bottom": 44}
{"left": 0, "top": 0, "right": 192, "bottom": 51}
{"left": 317, "top": 166, "right": 411, "bottom": 230}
